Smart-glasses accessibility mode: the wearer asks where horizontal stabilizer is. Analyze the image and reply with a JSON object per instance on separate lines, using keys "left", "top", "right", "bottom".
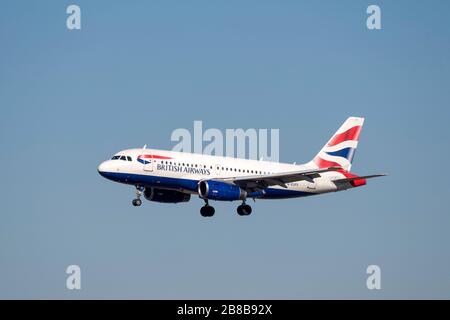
{"left": 334, "top": 174, "right": 386, "bottom": 183}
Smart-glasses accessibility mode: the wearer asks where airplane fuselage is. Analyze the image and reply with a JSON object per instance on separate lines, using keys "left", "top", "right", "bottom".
{"left": 98, "top": 148, "right": 345, "bottom": 200}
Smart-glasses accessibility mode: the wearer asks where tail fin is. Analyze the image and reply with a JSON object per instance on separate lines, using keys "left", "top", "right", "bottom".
{"left": 310, "top": 117, "right": 364, "bottom": 171}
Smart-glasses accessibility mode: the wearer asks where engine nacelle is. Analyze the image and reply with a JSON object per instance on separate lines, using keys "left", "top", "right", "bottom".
{"left": 198, "top": 180, "right": 246, "bottom": 201}
{"left": 144, "top": 188, "right": 190, "bottom": 203}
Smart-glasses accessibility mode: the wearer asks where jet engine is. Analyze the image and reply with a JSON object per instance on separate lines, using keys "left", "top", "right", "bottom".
{"left": 198, "top": 180, "right": 247, "bottom": 201}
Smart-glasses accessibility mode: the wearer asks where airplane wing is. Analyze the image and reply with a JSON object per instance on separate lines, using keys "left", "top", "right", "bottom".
{"left": 217, "top": 166, "right": 342, "bottom": 192}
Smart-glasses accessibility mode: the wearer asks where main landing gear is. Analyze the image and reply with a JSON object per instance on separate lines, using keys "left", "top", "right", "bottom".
{"left": 132, "top": 186, "right": 143, "bottom": 207}
{"left": 199, "top": 200, "right": 253, "bottom": 217}
{"left": 237, "top": 202, "right": 252, "bottom": 216}
{"left": 200, "top": 200, "right": 215, "bottom": 217}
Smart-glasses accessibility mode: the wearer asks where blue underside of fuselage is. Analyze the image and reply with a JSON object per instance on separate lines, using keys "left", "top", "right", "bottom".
{"left": 99, "top": 171, "right": 314, "bottom": 200}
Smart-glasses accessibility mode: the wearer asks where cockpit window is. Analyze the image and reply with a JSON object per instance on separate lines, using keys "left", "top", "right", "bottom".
{"left": 111, "top": 155, "right": 132, "bottom": 161}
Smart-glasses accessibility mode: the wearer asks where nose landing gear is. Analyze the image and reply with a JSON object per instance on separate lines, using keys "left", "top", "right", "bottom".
{"left": 132, "top": 186, "right": 143, "bottom": 207}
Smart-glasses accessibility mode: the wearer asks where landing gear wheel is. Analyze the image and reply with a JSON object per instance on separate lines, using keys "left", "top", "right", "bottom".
{"left": 132, "top": 199, "right": 142, "bottom": 207}
{"left": 237, "top": 204, "right": 252, "bottom": 216}
{"left": 200, "top": 205, "right": 215, "bottom": 217}
{"left": 132, "top": 186, "right": 143, "bottom": 207}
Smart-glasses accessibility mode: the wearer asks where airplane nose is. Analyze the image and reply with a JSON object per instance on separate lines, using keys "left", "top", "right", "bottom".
{"left": 98, "top": 161, "right": 106, "bottom": 173}
{"left": 97, "top": 161, "right": 111, "bottom": 177}
{"left": 98, "top": 160, "right": 119, "bottom": 181}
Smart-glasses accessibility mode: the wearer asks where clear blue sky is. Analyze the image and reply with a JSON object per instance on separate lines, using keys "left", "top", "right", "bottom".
{"left": 1, "top": 0, "right": 449, "bottom": 299}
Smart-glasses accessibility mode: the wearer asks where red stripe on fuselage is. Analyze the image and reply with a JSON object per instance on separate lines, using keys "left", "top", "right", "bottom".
{"left": 327, "top": 125, "right": 362, "bottom": 147}
{"left": 138, "top": 154, "right": 172, "bottom": 159}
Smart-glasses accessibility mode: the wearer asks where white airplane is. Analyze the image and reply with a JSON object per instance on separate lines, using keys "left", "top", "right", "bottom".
{"left": 98, "top": 117, "right": 385, "bottom": 217}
